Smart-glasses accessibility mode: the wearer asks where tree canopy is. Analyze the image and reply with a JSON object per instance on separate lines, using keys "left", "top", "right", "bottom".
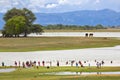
{"left": 43, "top": 24, "right": 106, "bottom": 30}
{"left": 2, "top": 8, "right": 43, "bottom": 37}
{"left": 31, "top": 24, "right": 44, "bottom": 34}
{"left": 3, "top": 16, "right": 26, "bottom": 37}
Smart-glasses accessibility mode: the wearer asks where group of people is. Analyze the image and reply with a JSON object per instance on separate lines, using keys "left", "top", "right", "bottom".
{"left": 66, "top": 60, "right": 84, "bottom": 67}
{"left": 1, "top": 60, "right": 113, "bottom": 68}
{"left": 14, "top": 61, "right": 46, "bottom": 68}
{"left": 66, "top": 60, "right": 113, "bottom": 68}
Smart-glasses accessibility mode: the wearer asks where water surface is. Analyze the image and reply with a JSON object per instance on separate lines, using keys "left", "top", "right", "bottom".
{"left": 41, "top": 72, "right": 120, "bottom": 75}
{"left": 0, "top": 68, "right": 15, "bottom": 73}
{"left": 28, "top": 32, "right": 120, "bottom": 37}
{"left": 0, "top": 46, "right": 120, "bottom": 66}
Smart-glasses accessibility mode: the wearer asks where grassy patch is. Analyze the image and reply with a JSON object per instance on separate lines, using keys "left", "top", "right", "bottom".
{"left": 59, "top": 75, "right": 120, "bottom": 80}
{"left": 0, "top": 67, "right": 120, "bottom": 80}
{"left": 0, "top": 37, "right": 120, "bottom": 52}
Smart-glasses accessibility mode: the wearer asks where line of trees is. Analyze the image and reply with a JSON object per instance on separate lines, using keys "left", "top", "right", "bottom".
{"left": 2, "top": 8, "right": 43, "bottom": 37}
{"left": 43, "top": 24, "right": 106, "bottom": 30}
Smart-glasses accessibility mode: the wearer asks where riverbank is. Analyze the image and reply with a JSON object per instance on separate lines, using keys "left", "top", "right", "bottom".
{"left": 0, "top": 67, "right": 120, "bottom": 80}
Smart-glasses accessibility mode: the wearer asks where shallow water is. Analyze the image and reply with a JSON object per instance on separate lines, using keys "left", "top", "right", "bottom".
{"left": 28, "top": 32, "right": 120, "bottom": 37}
{"left": 0, "top": 68, "right": 15, "bottom": 73}
{"left": 41, "top": 72, "right": 120, "bottom": 75}
{"left": 0, "top": 46, "right": 120, "bottom": 66}
{"left": 0, "top": 32, "right": 120, "bottom": 37}
{"left": 0, "top": 32, "right": 120, "bottom": 67}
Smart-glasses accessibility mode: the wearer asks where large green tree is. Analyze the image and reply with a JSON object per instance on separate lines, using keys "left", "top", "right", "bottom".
{"left": 3, "top": 8, "right": 24, "bottom": 21}
{"left": 22, "top": 8, "right": 36, "bottom": 37}
{"left": 3, "top": 16, "right": 26, "bottom": 37}
{"left": 31, "top": 24, "right": 44, "bottom": 34}
{"left": 3, "top": 8, "right": 40, "bottom": 37}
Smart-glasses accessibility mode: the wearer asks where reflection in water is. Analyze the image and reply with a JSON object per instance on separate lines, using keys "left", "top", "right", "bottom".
{"left": 41, "top": 72, "right": 120, "bottom": 75}
{"left": 0, "top": 68, "right": 15, "bottom": 73}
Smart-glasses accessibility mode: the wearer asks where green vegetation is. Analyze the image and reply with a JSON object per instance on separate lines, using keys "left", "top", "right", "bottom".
{"left": 0, "top": 37, "right": 120, "bottom": 52}
{"left": 0, "top": 67, "right": 120, "bottom": 80}
{"left": 15, "top": 66, "right": 120, "bottom": 72}
{"left": 44, "top": 28, "right": 120, "bottom": 32}
{"left": 43, "top": 24, "right": 106, "bottom": 30}
{"left": 0, "top": 75, "right": 119, "bottom": 80}
{"left": 2, "top": 8, "right": 43, "bottom": 37}
{"left": 43, "top": 24, "right": 120, "bottom": 32}
{"left": 3, "top": 16, "right": 26, "bottom": 37}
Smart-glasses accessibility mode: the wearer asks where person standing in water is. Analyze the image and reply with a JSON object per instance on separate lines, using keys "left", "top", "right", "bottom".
{"left": 38, "top": 61, "right": 40, "bottom": 66}
{"left": 15, "top": 61, "right": 17, "bottom": 67}
{"left": 19, "top": 61, "right": 21, "bottom": 68}
{"left": 42, "top": 61, "right": 45, "bottom": 67}
{"left": 2, "top": 62, "right": 4, "bottom": 67}
{"left": 57, "top": 61, "right": 59, "bottom": 67}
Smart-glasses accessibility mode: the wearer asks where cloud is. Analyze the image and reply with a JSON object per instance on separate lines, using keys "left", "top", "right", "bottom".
{"left": 58, "top": 0, "right": 69, "bottom": 5}
{"left": 28, "top": 0, "right": 45, "bottom": 8}
{"left": 46, "top": 4, "right": 58, "bottom": 8}
{"left": 58, "top": 0, "right": 82, "bottom": 5}
{"left": 0, "top": 0, "right": 120, "bottom": 13}
{"left": 94, "top": 0, "right": 101, "bottom": 4}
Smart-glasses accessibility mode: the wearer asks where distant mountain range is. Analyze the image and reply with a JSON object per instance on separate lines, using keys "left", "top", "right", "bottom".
{"left": 0, "top": 9, "right": 120, "bottom": 29}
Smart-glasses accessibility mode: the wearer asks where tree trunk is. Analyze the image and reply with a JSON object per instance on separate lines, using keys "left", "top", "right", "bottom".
{"left": 17, "top": 35, "right": 19, "bottom": 37}
{"left": 24, "top": 32, "right": 27, "bottom": 37}
{"left": 15, "top": 34, "right": 17, "bottom": 37}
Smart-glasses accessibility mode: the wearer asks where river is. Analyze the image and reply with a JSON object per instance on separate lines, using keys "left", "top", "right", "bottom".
{"left": 0, "top": 46, "right": 120, "bottom": 66}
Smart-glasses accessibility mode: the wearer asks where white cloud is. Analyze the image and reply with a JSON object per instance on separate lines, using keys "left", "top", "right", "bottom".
{"left": 95, "top": 0, "right": 101, "bottom": 4}
{"left": 29, "top": 0, "right": 45, "bottom": 8}
{"left": 58, "top": 0, "right": 69, "bottom": 5}
{"left": 58, "top": 0, "right": 82, "bottom": 5}
{"left": 0, "top": 0, "right": 120, "bottom": 13}
{"left": 46, "top": 4, "right": 58, "bottom": 8}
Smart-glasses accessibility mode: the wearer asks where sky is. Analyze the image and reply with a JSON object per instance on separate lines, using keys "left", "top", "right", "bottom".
{"left": 0, "top": 0, "right": 120, "bottom": 13}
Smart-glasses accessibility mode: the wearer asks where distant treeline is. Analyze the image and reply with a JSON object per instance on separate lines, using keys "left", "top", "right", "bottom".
{"left": 43, "top": 24, "right": 107, "bottom": 30}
